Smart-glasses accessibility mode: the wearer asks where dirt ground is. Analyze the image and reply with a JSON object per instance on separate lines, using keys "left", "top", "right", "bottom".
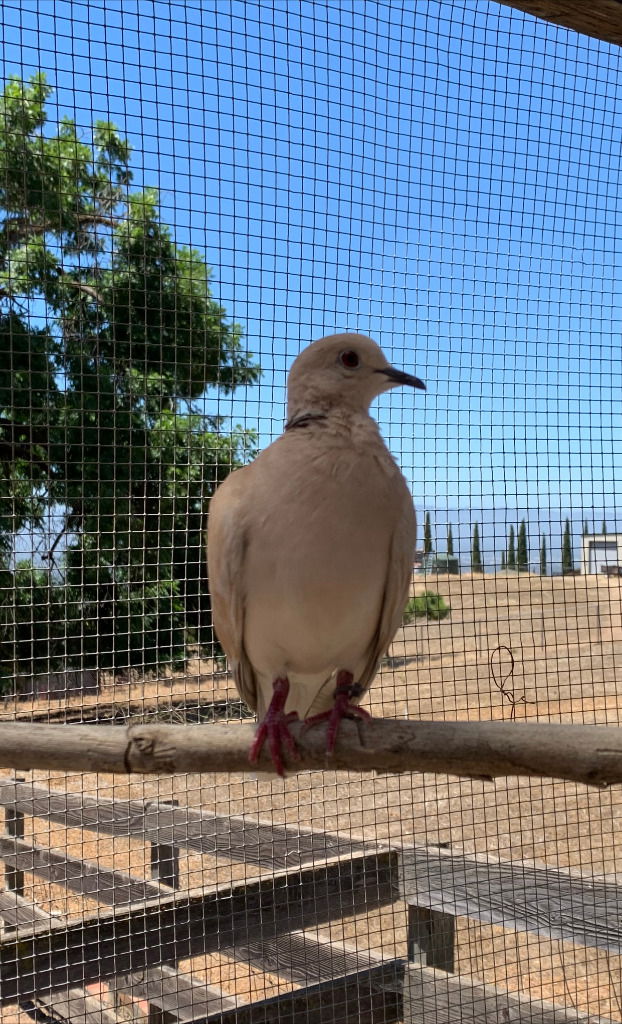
{"left": 2, "top": 571, "right": 622, "bottom": 1020}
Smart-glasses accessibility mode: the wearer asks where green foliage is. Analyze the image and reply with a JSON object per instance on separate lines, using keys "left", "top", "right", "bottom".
{"left": 602, "top": 520, "right": 607, "bottom": 535}
{"left": 471, "top": 521, "right": 482, "bottom": 573}
{"left": 583, "top": 520, "right": 589, "bottom": 536}
{"left": 0, "top": 75, "right": 259, "bottom": 677}
{"left": 403, "top": 591, "right": 450, "bottom": 624}
{"left": 507, "top": 525, "right": 516, "bottom": 570}
{"left": 562, "top": 518, "right": 574, "bottom": 574}
{"left": 516, "top": 519, "right": 528, "bottom": 572}
{"left": 500, "top": 550, "right": 506, "bottom": 570}
{"left": 0, "top": 561, "right": 67, "bottom": 687}
{"left": 423, "top": 512, "right": 433, "bottom": 555}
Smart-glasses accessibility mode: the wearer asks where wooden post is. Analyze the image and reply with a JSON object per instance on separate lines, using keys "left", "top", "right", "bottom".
{"left": 4, "top": 774, "right": 25, "bottom": 896}
{"left": 148, "top": 800, "right": 179, "bottom": 1024}
{"left": 150, "top": 800, "right": 180, "bottom": 890}
{"left": 110, "top": 800, "right": 181, "bottom": 1024}
{"left": 406, "top": 905, "right": 455, "bottom": 973}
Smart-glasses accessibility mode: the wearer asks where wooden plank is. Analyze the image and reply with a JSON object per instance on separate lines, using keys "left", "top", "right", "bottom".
{"left": 400, "top": 846, "right": 622, "bottom": 954}
{"left": 201, "top": 959, "right": 404, "bottom": 1024}
{"left": 0, "top": 892, "right": 119, "bottom": 1024}
{"left": 0, "top": 849, "right": 397, "bottom": 1004}
{"left": 0, "top": 889, "right": 52, "bottom": 930}
{"left": 30, "top": 988, "right": 121, "bottom": 1024}
{"left": 226, "top": 928, "right": 383, "bottom": 987}
{"left": 0, "top": 837, "right": 163, "bottom": 906}
{"left": 0, "top": 851, "right": 228, "bottom": 1024}
{"left": 403, "top": 964, "right": 617, "bottom": 1024}
{"left": 0, "top": 781, "right": 365, "bottom": 868}
{"left": 122, "top": 965, "right": 237, "bottom": 1023}
{"left": 497, "top": 1, "right": 622, "bottom": 48}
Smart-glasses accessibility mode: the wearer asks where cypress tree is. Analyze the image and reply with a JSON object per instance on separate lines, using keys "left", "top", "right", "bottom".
{"left": 540, "top": 535, "right": 547, "bottom": 576}
{"left": 507, "top": 525, "right": 516, "bottom": 570}
{"left": 500, "top": 551, "right": 506, "bottom": 571}
{"left": 471, "top": 522, "right": 483, "bottom": 573}
{"left": 602, "top": 520, "right": 607, "bottom": 535}
{"left": 423, "top": 512, "right": 433, "bottom": 555}
{"left": 583, "top": 520, "right": 589, "bottom": 536}
{"left": 517, "top": 519, "right": 528, "bottom": 573}
{"left": 447, "top": 524, "right": 454, "bottom": 556}
{"left": 562, "top": 518, "right": 574, "bottom": 574}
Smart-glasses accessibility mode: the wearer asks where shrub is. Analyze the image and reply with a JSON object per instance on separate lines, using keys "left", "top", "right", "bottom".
{"left": 403, "top": 591, "right": 450, "bottom": 624}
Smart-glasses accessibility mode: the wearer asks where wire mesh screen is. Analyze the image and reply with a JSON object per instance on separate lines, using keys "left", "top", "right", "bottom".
{"left": 1, "top": 0, "right": 622, "bottom": 1020}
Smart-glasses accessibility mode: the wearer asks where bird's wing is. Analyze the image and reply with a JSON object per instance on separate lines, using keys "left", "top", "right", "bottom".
{"left": 206, "top": 468, "right": 258, "bottom": 712}
{"left": 357, "top": 501, "right": 416, "bottom": 697}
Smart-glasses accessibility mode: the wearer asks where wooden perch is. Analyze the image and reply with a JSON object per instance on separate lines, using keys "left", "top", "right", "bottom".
{"left": 0, "top": 718, "right": 621, "bottom": 785}
{"left": 497, "top": 1, "right": 622, "bottom": 48}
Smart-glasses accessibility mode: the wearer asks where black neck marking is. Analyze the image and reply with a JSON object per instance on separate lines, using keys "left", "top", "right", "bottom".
{"left": 284, "top": 412, "right": 328, "bottom": 432}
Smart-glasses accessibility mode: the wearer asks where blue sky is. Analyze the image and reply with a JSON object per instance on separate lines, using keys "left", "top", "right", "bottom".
{"left": 3, "top": 0, "right": 622, "bottom": 568}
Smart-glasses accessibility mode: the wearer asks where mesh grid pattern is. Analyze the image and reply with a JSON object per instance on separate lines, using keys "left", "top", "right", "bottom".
{"left": 1, "top": 1, "right": 622, "bottom": 1020}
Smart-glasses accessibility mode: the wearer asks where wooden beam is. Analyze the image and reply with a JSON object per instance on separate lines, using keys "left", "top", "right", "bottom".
{"left": 0, "top": 889, "right": 120, "bottom": 1024}
{"left": 0, "top": 849, "right": 397, "bottom": 1004}
{"left": 400, "top": 846, "right": 622, "bottom": 953}
{"left": 226, "top": 928, "right": 384, "bottom": 987}
{"left": 0, "top": 781, "right": 364, "bottom": 868}
{"left": 496, "top": 1, "right": 622, "bottom": 48}
{"left": 129, "top": 933, "right": 386, "bottom": 1024}
{"left": 0, "top": 719, "right": 622, "bottom": 786}
{"left": 112, "top": 966, "right": 236, "bottom": 1024}
{"left": 403, "top": 964, "right": 617, "bottom": 1024}
{"left": 202, "top": 959, "right": 403, "bottom": 1024}
{"left": 0, "top": 837, "right": 162, "bottom": 906}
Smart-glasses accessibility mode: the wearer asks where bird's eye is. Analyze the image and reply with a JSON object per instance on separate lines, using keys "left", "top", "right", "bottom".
{"left": 339, "top": 349, "right": 360, "bottom": 369}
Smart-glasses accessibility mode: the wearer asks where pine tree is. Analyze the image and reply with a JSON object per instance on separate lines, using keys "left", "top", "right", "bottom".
{"left": 423, "top": 512, "right": 433, "bottom": 555}
{"left": 507, "top": 525, "right": 516, "bottom": 570}
{"left": 540, "top": 535, "right": 547, "bottom": 576}
{"left": 562, "top": 518, "right": 574, "bottom": 574}
{"left": 446, "top": 524, "right": 454, "bottom": 556}
{"left": 471, "top": 522, "right": 483, "bottom": 573}
{"left": 517, "top": 519, "right": 529, "bottom": 573}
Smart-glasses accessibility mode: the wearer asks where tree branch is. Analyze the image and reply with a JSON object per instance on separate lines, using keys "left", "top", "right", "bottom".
{"left": 53, "top": 266, "right": 104, "bottom": 304}
{"left": 2, "top": 212, "right": 118, "bottom": 242}
{"left": 0, "top": 719, "right": 620, "bottom": 785}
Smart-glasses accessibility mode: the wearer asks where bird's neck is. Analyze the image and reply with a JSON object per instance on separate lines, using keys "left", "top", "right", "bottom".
{"left": 285, "top": 402, "right": 380, "bottom": 438}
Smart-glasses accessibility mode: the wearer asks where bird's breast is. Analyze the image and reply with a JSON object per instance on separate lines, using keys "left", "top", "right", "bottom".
{"left": 240, "top": 440, "right": 413, "bottom": 678}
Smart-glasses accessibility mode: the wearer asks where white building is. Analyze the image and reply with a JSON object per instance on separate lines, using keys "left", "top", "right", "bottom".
{"left": 581, "top": 533, "right": 622, "bottom": 575}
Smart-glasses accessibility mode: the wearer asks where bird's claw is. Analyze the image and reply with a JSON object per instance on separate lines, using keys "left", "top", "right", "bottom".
{"left": 249, "top": 676, "right": 300, "bottom": 776}
{"left": 303, "top": 675, "right": 372, "bottom": 754}
{"left": 249, "top": 712, "right": 300, "bottom": 777}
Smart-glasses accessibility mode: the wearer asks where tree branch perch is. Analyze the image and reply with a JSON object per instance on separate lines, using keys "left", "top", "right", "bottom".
{"left": 0, "top": 719, "right": 620, "bottom": 785}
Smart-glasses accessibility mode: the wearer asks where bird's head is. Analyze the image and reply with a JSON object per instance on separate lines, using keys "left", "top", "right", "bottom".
{"left": 286, "top": 332, "right": 425, "bottom": 420}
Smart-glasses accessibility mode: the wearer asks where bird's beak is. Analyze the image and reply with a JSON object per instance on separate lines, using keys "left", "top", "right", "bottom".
{"left": 375, "top": 366, "right": 426, "bottom": 391}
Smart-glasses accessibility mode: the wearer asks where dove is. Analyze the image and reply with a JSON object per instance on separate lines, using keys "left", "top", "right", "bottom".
{"left": 206, "top": 332, "right": 425, "bottom": 776}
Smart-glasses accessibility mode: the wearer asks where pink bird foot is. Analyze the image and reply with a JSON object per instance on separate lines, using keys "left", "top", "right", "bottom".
{"left": 249, "top": 676, "right": 300, "bottom": 777}
{"left": 303, "top": 670, "right": 372, "bottom": 754}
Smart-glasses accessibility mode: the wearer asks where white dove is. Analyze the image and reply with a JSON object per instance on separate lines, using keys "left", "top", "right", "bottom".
{"left": 206, "top": 332, "right": 425, "bottom": 775}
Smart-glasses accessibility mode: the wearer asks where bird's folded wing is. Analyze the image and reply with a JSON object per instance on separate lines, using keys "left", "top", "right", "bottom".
{"left": 357, "top": 507, "right": 414, "bottom": 699}
{"left": 206, "top": 473, "right": 258, "bottom": 712}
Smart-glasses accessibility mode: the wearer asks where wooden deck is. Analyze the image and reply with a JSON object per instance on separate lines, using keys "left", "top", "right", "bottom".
{"left": 0, "top": 779, "right": 618, "bottom": 1023}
